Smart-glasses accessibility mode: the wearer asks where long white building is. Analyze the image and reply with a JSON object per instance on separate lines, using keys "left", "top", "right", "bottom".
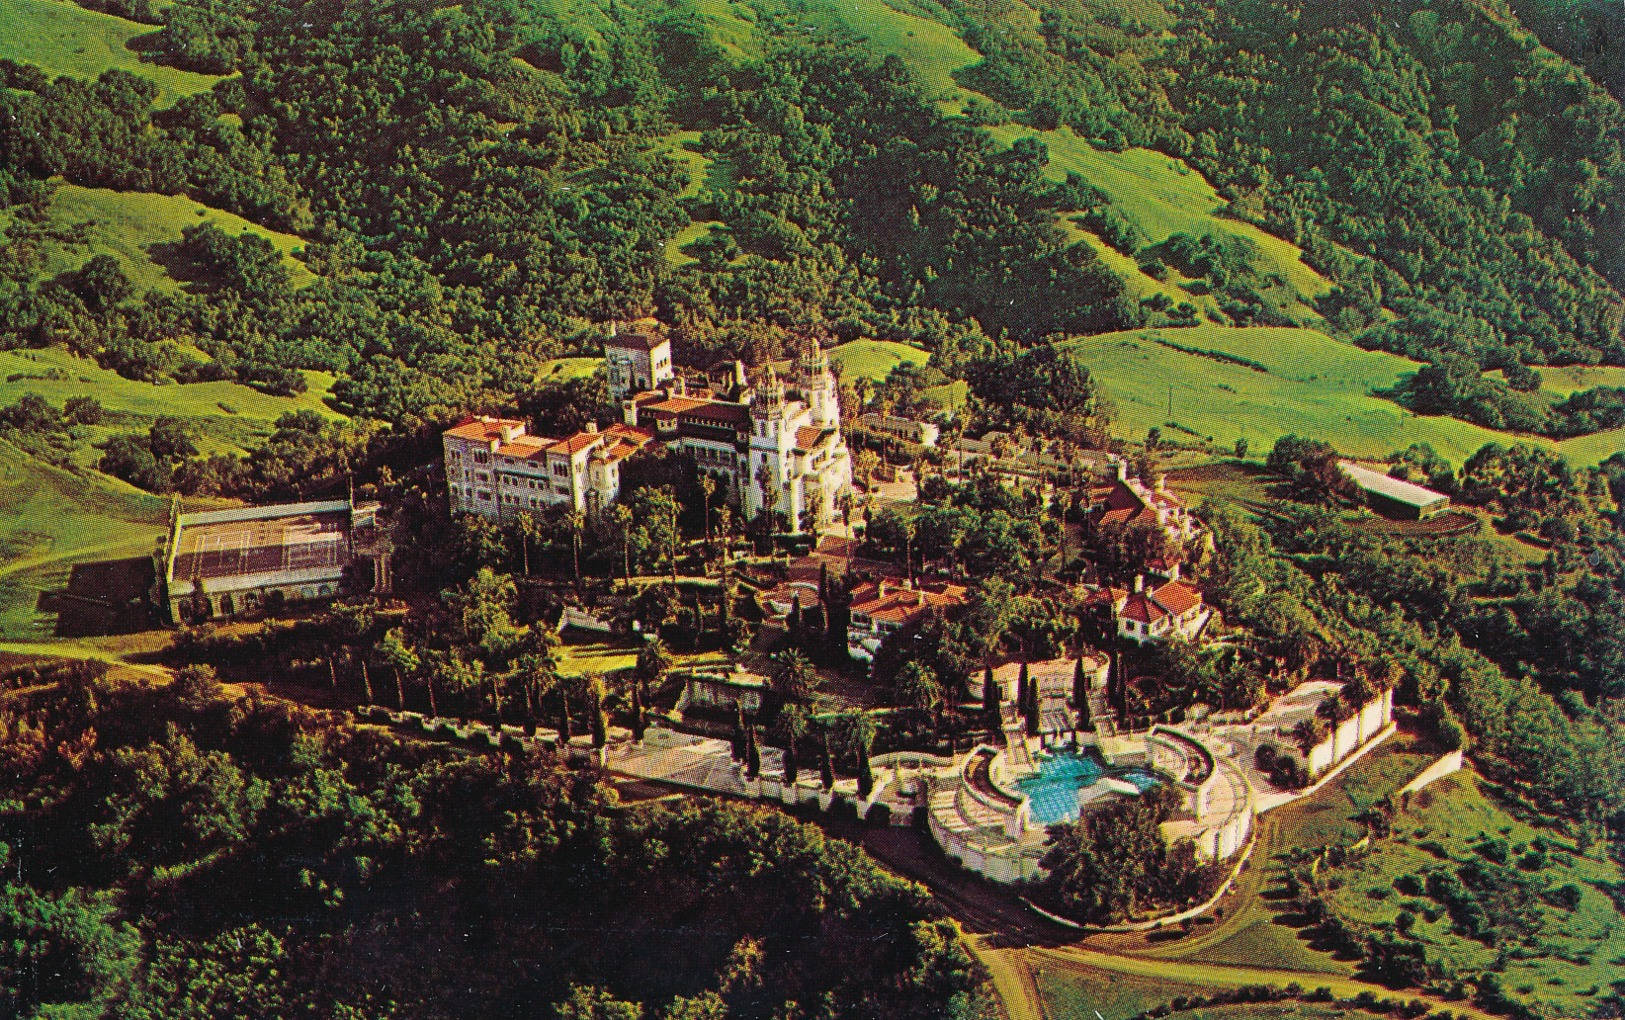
{"left": 442, "top": 416, "right": 652, "bottom": 520}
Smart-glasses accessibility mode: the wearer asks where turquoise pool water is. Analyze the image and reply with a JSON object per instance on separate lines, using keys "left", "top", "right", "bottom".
{"left": 1014, "top": 749, "right": 1161, "bottom": 825}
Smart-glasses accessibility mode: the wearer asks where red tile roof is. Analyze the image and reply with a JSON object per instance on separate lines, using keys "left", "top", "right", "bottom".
{"left": 605, "top": 332, "right": 667, "bottom": 352}
{"left": 681, "top": 401, "right": 750, "bottom": 427}
{"left": 496, "top": 435, "right": 551, "bottom": 460}
{"left": 549, "top": 431, "right": 606, "bottom": 456}
{"left": 795, "top": 425, "right": 832, "bottom": 450}
{"left": 1152, "top": 579, "right": 1202, "bottom": 616}
{"left": 603, "top": 423, "right": 654, "bottom": 445}
{"left": 1119, "top": 593, "right": 1165, "bottom": 625}
{"left": 646, "top": 396, "right": 708, "bottom": 416}
{"left": 849, "top": 580, "right": 968, "bottom": 627}
{"left": 445, "top": 416, "right": 523, "bottom": 442}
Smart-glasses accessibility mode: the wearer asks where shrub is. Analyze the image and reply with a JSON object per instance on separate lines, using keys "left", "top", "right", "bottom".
{"left": 1543, "top": 883, "right": 1582, "bottom": 910}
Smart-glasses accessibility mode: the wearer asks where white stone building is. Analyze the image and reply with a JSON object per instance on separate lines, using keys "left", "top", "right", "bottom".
{"left": 622, "top": 346, "right": 854, "bottom": 535}
{"left": 442, "top": 416, "right": 652, "bottom": 520}
{"left": 604, "top": 331, "right": 673, "bottom": 402}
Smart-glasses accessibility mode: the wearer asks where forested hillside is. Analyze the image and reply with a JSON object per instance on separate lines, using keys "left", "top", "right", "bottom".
{"left": 0, "top": 662, "right": 988, "bottom": 1018}
{"left": 4, "top": 0, "right": 1624, "bottom": 446}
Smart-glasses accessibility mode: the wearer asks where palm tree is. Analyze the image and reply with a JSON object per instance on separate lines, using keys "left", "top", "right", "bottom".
{"left": 331, "top": 600, "right": 378, "bottom": 704}
{"left": 841, "top": 710, "right": 877, "bottom": 798}
{"left": 612, "top": 504, "right": 634, "bottom": 584}
{"left": 514, "top": 624, "right": 561, "bottom": 725}
{"left": 566, "top": 509, "right": 584, "bottom": 593}
{"left": 778, "top": 704, "right": 808, "bottom": 785}
{"left": 715, "top": 504, "right": 734, "bottom": 565}
{"left": 699, "top": 473, "right": 716, "bottom": 560}
{"left": 377, "top": 626, "right": 419, "bottom": 711}
{"left": 770, "top": 648, "right": 818, "bottom": 705}
{"left": 588, "top": 674, "right": 608, "bottom": 751}
{"left": 901, "top": 516, "right": 916, "bottom": 584}
{"left": 667, "top": 493, "right": 681, "bottom": 585}
{"left": 896, "top": 661, "right": 943, "bottom": 728}
{"left": 516, "top": 510, "right": 543, "bottom": 577}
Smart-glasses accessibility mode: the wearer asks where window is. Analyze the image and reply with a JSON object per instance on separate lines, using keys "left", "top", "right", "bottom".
{"left": 473, "top": 451, "right": 490, "bottom": 465}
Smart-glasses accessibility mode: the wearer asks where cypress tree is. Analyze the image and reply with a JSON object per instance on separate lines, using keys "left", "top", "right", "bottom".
{"left": 982, "top": 664, "right": 999, "bottom": 721}
{"left": 1077, "top": 681, "right": 1092, "bottom": 732}
{"left": 746, "top": 725, "right": 761, "bottom": 779}
{"left": 557, "top": 691, "right": 572, "bottom": 745}
{"left": 789, "top": 593, "right": 804, "bottom": 645}
{"left": 1072, "top": 655, "right": 1087, "bottom": 708}
{"left": 1018, "top": 660, "right": 1030, "bottom": 707}
{"left": 857, "top": 735, "right": 874, "bottom": 798}
{"left": 631, "top": 683, "right": 647, "bottom": 741}
{"left": 820, "top": 733, "right": 835, "bottom": 791}
{"left": 1024, "top": 673, "right": 1041, "bottom": 738}
{"left": 784, "top": 733, "right": 798, "bottom": 785}
{"left": 591, "top": 691, "right": 608, "bottom": 750}
{"left": 731, "top": 702, "right": 747, "bottom": 762}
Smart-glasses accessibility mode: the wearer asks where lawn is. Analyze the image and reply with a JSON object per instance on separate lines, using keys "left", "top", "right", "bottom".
{"left": 1140, "top": 734, "right": 1437, "bottom": 975}
{"left": 554, "top": 629, "right": 729, "bottom": 681}
{"left": 555, "top": 635, "right": 640, "bottom": 679}
{"left": 982, "top": 124, "right": 1331, "bottom": 318}
{"left": 1058, "top": 325, "right": 1622, "bottom": 466}
{"left": 654, "top": 130, "right": 736, "bottom": 266}
{"left": 0, "top": 346, "right": 339, "bottom": 466}
{"left": 828, "top": 338, "right": 930, "bottom": 382}
{"left": 535, "top": 357, "right": 601, "bottom": 384}
{"left": 0, "top": 438, "right": 167, "bottom": 640}
{"left": 0, "top": 0, "right": 223, "bottom": 107}
{"left": 1325, "top": 770, "right": 1625, "bottom": 1020}
{"left": 1036, "top": 960, "right": 1219, "bottom": 1020}
{"left": 19, "top": 184, "right": 314, "bottom": 293}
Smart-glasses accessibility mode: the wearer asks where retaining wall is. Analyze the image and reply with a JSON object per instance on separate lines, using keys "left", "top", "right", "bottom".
{"left": 1399, "top": 749, "right": 1464, "bottom": 797}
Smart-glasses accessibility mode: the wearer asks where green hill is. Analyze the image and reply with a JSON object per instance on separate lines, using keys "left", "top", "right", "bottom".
{"left": 0, "top": 0, "right": 223, "bottom": 107}
{"left": 0, "top": 345, "right": 341, "bottom": 636}
{"left": 0, "top": 346, "right": 338, "bottom": 462}
{"left": 1062, "top": 325, "right": 1625, "bottom": 466}
{"left": 0, "top": 436, "right": 167, "bottom": 640}
{"left": 829, "top": 338, "right": 930, "bottom": 382}
{"left": 18, "top": 183, "right": 314, "bottom": 293}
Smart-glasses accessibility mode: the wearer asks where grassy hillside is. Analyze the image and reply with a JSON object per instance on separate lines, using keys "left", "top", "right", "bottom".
{"left": 1062, "top": 325, "right": 1625, "bottom": 465}
{"left": 984, "top": 124, "right": 1332, "bottom": 322}
{"left": 656, "top": 129, "right": 735, "bottom": 266}
{"left": 20, "top": 183, "right": 314, "bottom": 293}
{"left": 0, "top": 436, "right": 168, "bottom": 640}
{"left": 685, "top": 0, "right": 981, "bottom": 101}
{"left": 0, "top": 346, "right": 338, "bottom": 463}
{"left": 0, "top": 0, "right": 223, "bottom": 107}
{"left": 1327, "top": 770, "right": 1625, "bottom": 1020}
{"left": 534, "top": 356, "right": 600, "bottom": 384}
{"left": 0, "top": 346, "right": 341, "bottom": 638}
{"left": 829, "top": 338, "right": 930, "bottom": 382}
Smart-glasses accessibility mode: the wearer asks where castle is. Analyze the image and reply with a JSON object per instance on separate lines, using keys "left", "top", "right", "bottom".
{"left": 622, "top": 343, "right": 853, "bottom": 533}
{"left": 444, "top": 336, "right": 852, "bottom": 535}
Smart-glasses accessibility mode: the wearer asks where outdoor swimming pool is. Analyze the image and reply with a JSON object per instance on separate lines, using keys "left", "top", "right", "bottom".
{"left": 1014, "top": 749, "right": 1161, "bottom": 825}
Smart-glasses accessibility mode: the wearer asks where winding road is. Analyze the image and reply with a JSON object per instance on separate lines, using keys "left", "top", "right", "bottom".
{"left": 850, "top": 803, "right": 1501, "bottom": 1020}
